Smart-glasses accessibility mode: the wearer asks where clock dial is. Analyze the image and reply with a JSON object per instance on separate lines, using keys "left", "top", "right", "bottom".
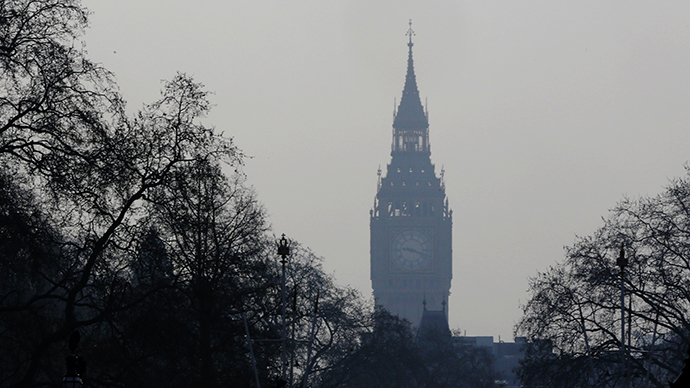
{"left": 391, "top": 230, "right": 432, "bottom": 271}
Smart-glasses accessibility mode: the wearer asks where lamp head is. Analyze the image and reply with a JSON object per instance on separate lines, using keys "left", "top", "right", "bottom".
{"left": 277, "top": 234, "right": 290, "bottom": 258}
{"left": 616, "top": 244, "right": 628, "bottom": 269}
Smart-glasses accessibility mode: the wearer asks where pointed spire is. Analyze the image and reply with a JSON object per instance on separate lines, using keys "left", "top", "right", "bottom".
{"left": 394, "top": 19, "right": 428, "bottom": 130}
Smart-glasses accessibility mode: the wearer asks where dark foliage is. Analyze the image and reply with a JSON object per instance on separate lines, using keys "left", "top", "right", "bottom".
{"left": 0, "top": 170, "right": 68, "bottom": 386}
{"left": 318, "top": 310, "right": 498, "bottom": 388}
{"left": 0, "top": 2, "right": 428, "bottom": 388}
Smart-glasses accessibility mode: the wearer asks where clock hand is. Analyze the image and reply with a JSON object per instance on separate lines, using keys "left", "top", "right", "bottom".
{"left": 402, "top": 247, "right": 429, "bottom": 256}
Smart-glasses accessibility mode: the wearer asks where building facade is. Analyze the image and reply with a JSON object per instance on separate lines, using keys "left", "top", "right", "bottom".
{"left": 370, "top": 26, "right": 452, "bottom": 327}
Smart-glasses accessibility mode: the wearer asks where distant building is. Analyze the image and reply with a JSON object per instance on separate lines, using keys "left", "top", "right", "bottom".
{"left": 417, "top": 301, "right": 452, "bottom": 341}
{"left": 460, "top": 336, "right": 527, "bottom": 387}
{"left": 370, "top": 23, "right": 531, "bottom": 387}
{"left": 370, "top": 22, "right": 452, "bottom": 329}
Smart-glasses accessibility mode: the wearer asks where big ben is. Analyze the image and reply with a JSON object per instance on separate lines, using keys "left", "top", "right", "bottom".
{"left": 370, "top": 23, "right": 452, "bottom": 327}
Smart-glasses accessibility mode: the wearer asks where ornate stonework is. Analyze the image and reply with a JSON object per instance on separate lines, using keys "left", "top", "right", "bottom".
{"left": 370, "top": 25, "right": 452, "bottom": 327}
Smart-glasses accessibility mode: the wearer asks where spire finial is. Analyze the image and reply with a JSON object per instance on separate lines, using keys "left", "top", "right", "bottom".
{"left": 406, "top": 19, "right": 415, "bottom": 47}
{"left": 394, "top": 18, "right": 428, "bottom": 132}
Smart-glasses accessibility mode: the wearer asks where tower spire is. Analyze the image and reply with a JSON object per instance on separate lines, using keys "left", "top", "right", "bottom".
{"left": 393, "top": 20, "right": 429, "bottom": 152}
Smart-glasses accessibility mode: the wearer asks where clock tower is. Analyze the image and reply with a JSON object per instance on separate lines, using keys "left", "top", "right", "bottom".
{"left": 370, "top": 23, "right": 452, "bottom": 327}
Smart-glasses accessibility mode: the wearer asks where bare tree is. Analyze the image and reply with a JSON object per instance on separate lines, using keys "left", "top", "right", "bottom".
{"left": 0, "top": 4, "right": 381, "bottom": 387}
{"left": 277, "top": 245, "right": 369, "bottom": 388}
{"left": 144, "top": 157, "right": 270, "bottom": 387}
{"left": 0, "top": 0, "right": 118, "bottom": 160}
{"left": 317, "top": 309, "right": 498, "bottom": 388}
{"left": 517, "top": 170, "right": 690, "bottom": 387}
{"left": 0, "top": 70, "right": 238, "bottom": 387}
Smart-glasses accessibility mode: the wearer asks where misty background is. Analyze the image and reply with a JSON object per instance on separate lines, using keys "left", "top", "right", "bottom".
{"left": 83, "top": 1, "right": 690, "bottom": 340}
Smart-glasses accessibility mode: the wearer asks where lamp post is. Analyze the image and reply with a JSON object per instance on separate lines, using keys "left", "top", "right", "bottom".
{"left": 277, "top": 234, "right": 291, "bottom": 386}
{"left": 63, "top": 330, "right": 84, "bottom": 388}
{"left": 616, "top": 244, "right": 628, "bottom": 388}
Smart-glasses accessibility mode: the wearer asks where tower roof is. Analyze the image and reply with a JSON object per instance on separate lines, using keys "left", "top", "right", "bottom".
{"left": 394, "top": 21, "right": 428, "bottom": 131}
{"left": 418, "top": 310, "right": 451, "bottom": 340}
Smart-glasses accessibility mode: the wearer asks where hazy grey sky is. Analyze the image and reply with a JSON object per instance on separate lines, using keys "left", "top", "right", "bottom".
{"left": 84, "top": 1, "right": 690, "bottom": 340}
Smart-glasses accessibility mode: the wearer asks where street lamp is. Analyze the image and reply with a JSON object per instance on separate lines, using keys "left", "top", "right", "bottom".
{"left": 277, "top": 234, "right": 291, "bottom": 386}
{"left": 616, "top": 244, "right": 628, "bottom": 388}
{"left": 63, "top": 330, "right": 84, "bottom": 388}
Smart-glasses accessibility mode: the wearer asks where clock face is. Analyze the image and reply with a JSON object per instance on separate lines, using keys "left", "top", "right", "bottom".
{"left": 391, "top": 230, "right": 432, "bottom": 271}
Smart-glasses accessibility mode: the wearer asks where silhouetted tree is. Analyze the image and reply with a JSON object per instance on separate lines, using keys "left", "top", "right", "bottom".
{"left": 318, "top": 310, "right": 424, "bottom": 388}
{"left": 273, "top": 245, "right": 369, "bottom": 388}
{"left": 0, "top": 169, "right": 68, "bottom": 386}
{"left": 0, "top": 3, "right": 382, "bottom": 388}
{"left": 419, "top": 330, "right": 497, "bottom": 388}
{"left": 517, "top": 169, "right": 690, "bottom": 387}
{"left": 80, "top": 225, "right": 185, "bottom": 388}
{"left": 131, "top": 226, "right": 174, "bottom": 288}
{"left": 144, "top": 157, "right": 272, "bottom": 387}
{"left": 0, "top": 67, "right": 238, "bottom": 386}
{"left": 318, "top": 310, "right": 497, "bottom": 388}
{"left": 0, "top": 0, "right": 117, "bottom": 162}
